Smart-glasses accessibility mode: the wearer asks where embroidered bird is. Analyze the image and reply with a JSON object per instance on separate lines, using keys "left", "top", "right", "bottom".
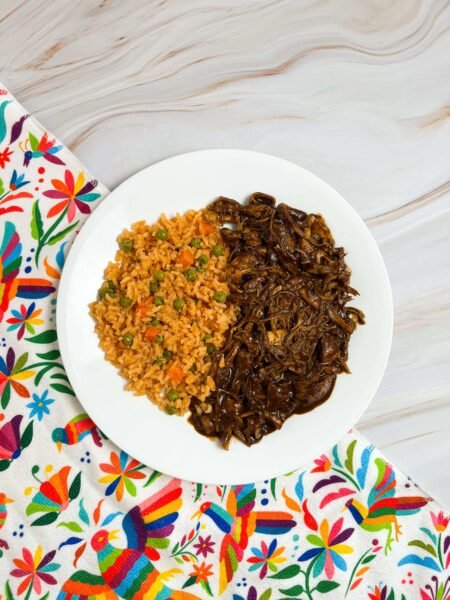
{"left": 345, "top": 458, "right": 429, "bottom": 554}
{"left": 57, "top": 478, "right": 200, "bottom": 600}
{"left": 0, "top": 492, "right": 13, "bottom": 551}
{"left": 52, "top": 413, "right": 102, "bottom": 451}
{"left": 21, "top": 132, "right": 64, "bottom": 167}
{"left": 193, "top": 484, "right": 296, "bottom": 594}
{"left": 0, "top": 221, "right": 55, "bottom": 321}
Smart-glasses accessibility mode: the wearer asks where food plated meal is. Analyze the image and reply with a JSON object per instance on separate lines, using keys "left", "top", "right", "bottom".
{"left": 91, "top": 192, "right": 364, "bottom": 449}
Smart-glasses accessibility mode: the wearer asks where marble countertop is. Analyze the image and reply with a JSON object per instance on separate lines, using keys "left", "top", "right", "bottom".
{"left": 1, "top": 0, "right": 449, "bottom": 505}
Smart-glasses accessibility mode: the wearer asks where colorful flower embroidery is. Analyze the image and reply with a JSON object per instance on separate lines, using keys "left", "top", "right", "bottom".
{"left": 0, "top": 348, "right": 35, "bottom": 407}
{"left": 99, "top": 450, "right": 146, "bottom": 501}
{"left": 299, "top": 517, "right": 354, "bottom": 579}
{"left": 0, "top": 146, "right": 12, "bottom": 169}
{"left": 193, "top": 534, "right": 215, "bottom": 557}
{"left": 26, "top": 390, "right": 54, "bottom": 421}
{"left": 10, "top": 546, "right": 60, "bottom": 596}
{"left": 6, "top": 302, "right": 43, "bottom": 340}
{"left": 43, "top": 169, "right": 101, "bottom": 223}
{"left": 247, "top": 539, "right": 286, "bottom": 579}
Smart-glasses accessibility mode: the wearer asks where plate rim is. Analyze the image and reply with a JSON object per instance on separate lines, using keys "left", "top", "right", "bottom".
{"left": 57, "top": 148, "right": 393, "bottom": 484}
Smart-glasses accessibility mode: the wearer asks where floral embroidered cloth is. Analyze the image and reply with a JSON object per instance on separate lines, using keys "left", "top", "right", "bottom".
{"left": 0, "top": 83, "right": 448, "bottom": 600}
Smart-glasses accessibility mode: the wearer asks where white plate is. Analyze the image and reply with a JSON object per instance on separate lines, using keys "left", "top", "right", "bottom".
{"left": 58, "top": 149, "right": 392, "bottom": 484}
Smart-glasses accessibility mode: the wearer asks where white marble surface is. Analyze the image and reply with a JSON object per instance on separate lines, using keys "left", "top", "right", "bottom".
{"left": 1, "top": 0, "right": 449, "bottom": 504}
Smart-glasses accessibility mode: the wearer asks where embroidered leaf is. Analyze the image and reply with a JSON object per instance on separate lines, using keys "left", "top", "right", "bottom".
{"left": 194, "top": 483, "right": 203, "bottom": 502}
{"left": 31, "top": 200, "right": 43, "bottom": 241}
{"left": 57, "top": 521, "right": 83, "bottom": 532}
{"left": 280, "top": 585, "right": 304, "bottom": 596}
{"left": 313, "top": 475, "right": 346, "bottom": 493}
{"left": 398, "top": 554, "right": 440, "bottom": 571}
{"left": 69, "top": 472, "right": 81, "bottom": 500}
{"left": 344, "top": 439, "right": 357, "bottom": 474}
{"left": 36, "top": 349, "right": 61, "bottom": 360}
{"left": 1, "top": 383, "right": 11, "bottom": 409}
{"left": 26, "top": 330, "right": 57, "bottom": 344}
{"left": 29, "top": 132, "right": 39, "bottom": 151}
{"left": 182, "top": 576, "right": 196, "bottom": 589}
{"left": 47, "top": 221, "right": 78, "bottom": 246}
{"left": 0, "top": 460, "right": 11, "bottom": 471}
{"left": 315, "top": 581, "right": 340, "bottom": 593}
{"left": 21, "top": 420, "right": 33, "bottom": 449}
{"left": 260, "top": 591, "right": 272, "bottom": 600}
{"left": 350, "top": 578, "right": 363, "bottom": 591}
{"left": 270, "top": 477, "right": 277, "bottom": 499}
{"left": 101, "top": 512, "right": 122, "bottom": 526}
{"left": 50, "top": 382, "right": 75, "bottom": 396}
{"left": 35, "top": 365, "right": 53, "bottom": 386}
{"left": 361, "top": 553, "right": 377, "bottom": 564}
{"left": 144, "top": 469, "right": 161, "bottom": 487}
{"left": 268, "top": 564, "right": 301, "bottom": 579}
{"left": 31, "top": 512, "right": 59, "bottom": 526}
{"left": 78, "top": 499, "right": 89, "bottom": 525}
{"left": 408, "top": 540, "right": 437, "bottom": 556}
{"left": 58, "top": 536, "right": 84, "bottom": 549}
{"left": 5, "top": 581, "right": 14, "bottom": 600}
{"left": 12, "top": 352, "right": 28, "bottom": 374}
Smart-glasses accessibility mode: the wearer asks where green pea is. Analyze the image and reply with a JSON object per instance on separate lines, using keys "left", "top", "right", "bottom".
{"left": 149, "top": 281, "right": 159, "bottom": 293}
{"left": 167, "top": 389, "right": 179, "bottom": 402}
{"left": 184, "top": 268, "right": 197, "bottom": 282}
{"left": 211, "top": 245, "right": 223, "bottom": 257}
{"left": 119, "top": 296, "right": 132, "bottom": 308}
{"left": 99, "top": 280, "right": 116, "bottom": 299}
{"left": 154, "top": 296, "right": 164, "bottom": 306}
{"left": 123, "top": 333, "right": 134, "bottom": 347}
{"left": 213, "top": 291, "right": 227, "bottom": 303}
{"left": 155, "top": 229, "right": 168, "bottom": 241}
{"left": 154, "top": 357, "right": 165, "bottom": 367}
{"left": 189, "top": 238, "right": 201, "bottom": 248}
{"left": 150, "top": 317, "right": 161, "bottom": 326}
{"left": 206, "top": 343, "right": 216, "bottom": 355}
{"left": 153, "top": 269, "right": 165, "bottom": 281}
{"left": 155, "top": 335, "right": 164, "bottom": 344}
{"left": 120, "top": 239, "right": 133, "bottom": 252}
{"left": 165, "top": 406, "right": 177, "bottom": 415}
{"left": 173, "top": 298, "right": 185, "bottom": 312}
{"left": 163, "top": 348, "right": 173, "bottom": 359}
{"left": 189, "top": 364, "right": 197, "bottom": 373}
{"left": 204, "top": 332, "right": 213, "bottom": 342}
{"left": 198, "top": 255, "right": 209, "bottom": 265}
{"left": 196, "top": 266, "right": 205, "bottom": 273}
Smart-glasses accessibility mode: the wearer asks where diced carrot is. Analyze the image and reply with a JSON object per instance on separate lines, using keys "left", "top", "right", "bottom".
{"left": 199, "top": 220, "right": 216, "bottom": 235}
{"left": 136, "top": 301, "right": 149, "bottom": 317}
{"left": 178, "top": 248, "right": 194, "bottom": 268}
{"left": 167, "top": 363, "right": 185, "bottom": 384}
{"left": 144, "top": 326, "right": 159, "bottom": 341}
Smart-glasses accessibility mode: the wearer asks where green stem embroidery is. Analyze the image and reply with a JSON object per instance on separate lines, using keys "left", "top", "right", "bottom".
{"left": 35, "top": 206, "right": 68, "bottom": 266}
{"left": 23, "top": 580, "right": 33, "bottom": 600}
{"left": 332, "top": 467, "right": 360, "bottom": 490}
{"left": 437, "top": 533, "right": 444, "bottom": 569}
{"left": 344, "top": 547, "right": 372, "bottom": 596}
{"left": 304, "top": 556, "right": 319, "bottom": 600}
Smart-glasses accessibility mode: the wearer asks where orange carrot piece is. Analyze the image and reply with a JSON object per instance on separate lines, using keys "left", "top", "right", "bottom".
{"left": 136, "top": 301, "right": 149, "bottom": 317}
{"left": 167, "top": 363, "right": 185, "bottom": 383}
{"left": 178, "top": 248, "right": 194, "bottom": 268}
{"left": 144, "top": 326, "right": 159, "bottom": 341}
{"left": 199, "top": 220, "right": 216, "bottom": 235}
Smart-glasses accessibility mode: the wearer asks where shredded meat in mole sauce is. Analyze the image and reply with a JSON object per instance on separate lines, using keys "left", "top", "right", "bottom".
{"left": 189, "top": 193, "right": 365, "bottom": 449}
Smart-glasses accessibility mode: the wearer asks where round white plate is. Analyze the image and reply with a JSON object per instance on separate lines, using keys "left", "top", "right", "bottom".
{"left": 58, "top": 149, "right": 392, "bottom": 484}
